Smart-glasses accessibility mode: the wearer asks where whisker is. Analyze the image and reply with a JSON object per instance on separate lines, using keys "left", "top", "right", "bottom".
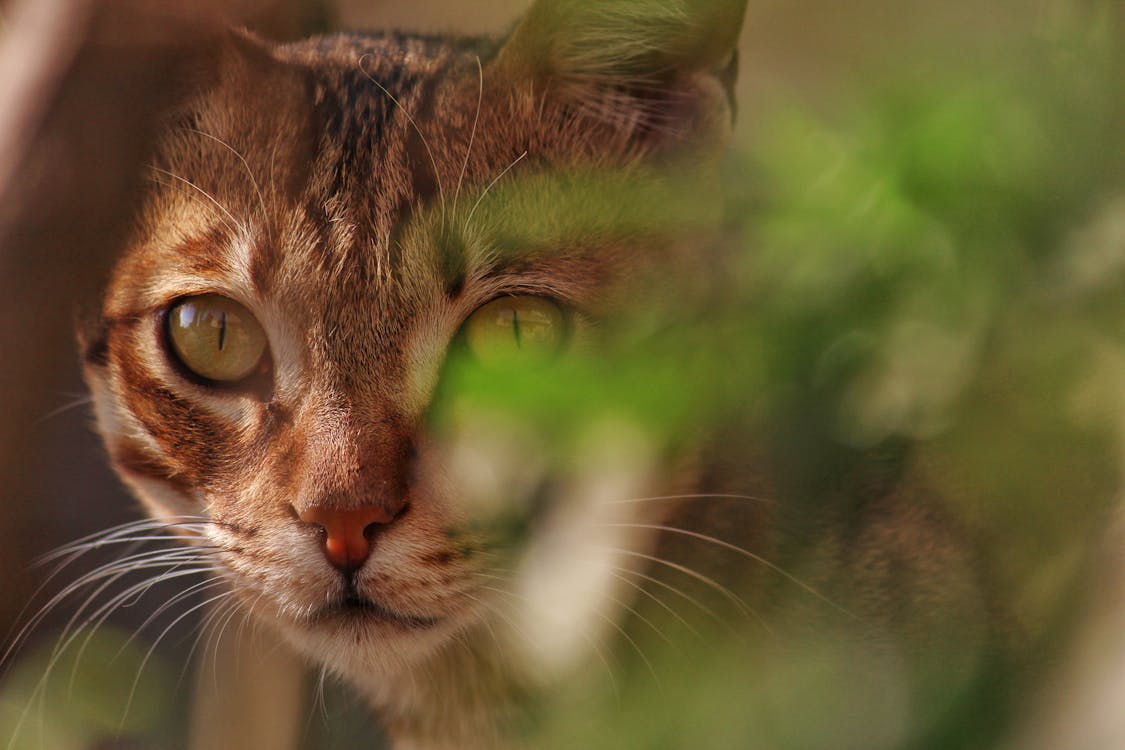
{"left": 59, "top": 565, "right": 218, "bottom": 664}
{"left": 453, "top": 55, "right": 484, "bottom": 212}
{"left": 611, "top": 566, "right": 723, "bottom": 626}
{"left": 603, "top": 493, "right": 777, "bottom": 507}
{"left": 4, "top": 547, "right": 215, "bottom": 669}
{"left": 605, "top": 547, "right": 771, "bottom": 636}
{"left": 68, "top": 575, "right": 225, "bottom": 697}
{"left": 458, "top": 591, "right": 509, "bottom": 664}
{"left": 38, "top": 516, "right": 212, "bottom": 564}
{"left": 476, "top": 582, "right": 619, "bottom": 698}
{"left": 53, "top": 547, "right": 215, "bottom": 606}
{"left": 40, "top": 533, "right": 212, "bottom": 570}
{"left": 193, "top": 593, "right": 240, "bottom": 694}
{"left": 207, "top": 595, "right": 247, "bottom": 693}
{"left": 178, "top": 590, "right": 259, "bottom": 694}
{"left": 266, "top": 135, "right": 283, "bottom": 212}
{"left": 463, "top": 150, "right": 527, "bottom": 234}
{"left": 117, "top": 589, "right": 235, "bottom": 733}
{"left": 304, "top": 658, "right": 333, "bottom": 734}
{"left": 5, "top": 566, "right": 216, "bottom": 750}
{"left": 115, "top": 576, "right": 228, "bottom": 662}
{"left": 33, "top": 394, "right": 93, "bottom": 424}
{"left": 6, "top": 541, "right": 143, "bottom": 661}
{"left": 463, "top": 584, "right": 535, "bottom": 651}
{"left": 588, "top": 606, "right": 663, "bottom": 696}
{"left": 606, "top": 569, "right": 701, "bottom": 640}
{"left": 602, "top": 523, "right": 859, "bottom": 621}
{"left": 55, "top": 563, "right": 216, "bottom": 658}
{"left": 149, "top": 166, "right": 246, "bottom": 236}
{"left": 601, "top": 588, "right": 674, "bottom": 649}
{"left": 194, "top": 595, "right": 233, "bottom": 688}
{"left": 230, "top": 595, "right": 258, "bottom": 676}
{"left": 187, "top": 128, "right": 272, "bottom": 243}
{"left": 357, "top": 54, "right": 448, "bottom": 230}
{"left": 25, "top": 520, "right": 213, "bottom": 617}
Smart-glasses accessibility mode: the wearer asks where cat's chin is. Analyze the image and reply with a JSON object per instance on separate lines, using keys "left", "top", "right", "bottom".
{"left": 311, "top": 594, "right": 443, "bottom": 631}
{"left": 256, "top": 587, "right": 473, "bottom": 678}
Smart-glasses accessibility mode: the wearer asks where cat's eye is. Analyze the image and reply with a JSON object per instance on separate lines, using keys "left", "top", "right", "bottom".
{"left": 464, "top": 296, "right": 566, "bottom": 365}
{"left": 166, "top": 294, "right": 268, "bottom": 383}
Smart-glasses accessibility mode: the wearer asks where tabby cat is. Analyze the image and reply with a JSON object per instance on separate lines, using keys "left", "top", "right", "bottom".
{"left": 76, "top": 1, "right": 1006, "bottom": 748}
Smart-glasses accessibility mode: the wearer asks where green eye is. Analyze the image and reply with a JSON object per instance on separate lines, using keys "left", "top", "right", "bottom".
{"left": 166, "top": 294, "right": 268, "bottom": 383}
{"left": 464, "top": 296, "right": 566, "bottom": 365}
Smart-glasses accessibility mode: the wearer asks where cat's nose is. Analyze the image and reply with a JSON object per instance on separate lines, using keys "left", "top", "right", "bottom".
{"left": 295, "top": 504, "right": 399, "bottom": 573}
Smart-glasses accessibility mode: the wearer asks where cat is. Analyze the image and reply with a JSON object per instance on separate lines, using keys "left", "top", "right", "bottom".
{"left": 72, "top": 1, "right": 1011, "bottom": 748}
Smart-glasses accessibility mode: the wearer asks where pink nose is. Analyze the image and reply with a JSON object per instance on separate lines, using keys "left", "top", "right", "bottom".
{"left": 297, "top": 505, "right": 398, "bottom": 572}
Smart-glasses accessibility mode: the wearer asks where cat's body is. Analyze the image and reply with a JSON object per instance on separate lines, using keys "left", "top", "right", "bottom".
{"left": 77, "top": 2, "right": 1009, "bottom": 747}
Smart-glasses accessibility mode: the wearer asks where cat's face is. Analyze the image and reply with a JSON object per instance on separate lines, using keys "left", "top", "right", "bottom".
{"left": 82, "top": 3, "right": 742, "bottom": 693}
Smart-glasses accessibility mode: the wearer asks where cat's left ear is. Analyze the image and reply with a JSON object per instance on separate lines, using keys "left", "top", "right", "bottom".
{"left": 495, "top": 0, "right": 747, "bottom": 146}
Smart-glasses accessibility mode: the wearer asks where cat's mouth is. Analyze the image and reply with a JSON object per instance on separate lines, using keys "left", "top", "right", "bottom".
{"left": 314, "top": 593, "right": 442, "bottom": 630}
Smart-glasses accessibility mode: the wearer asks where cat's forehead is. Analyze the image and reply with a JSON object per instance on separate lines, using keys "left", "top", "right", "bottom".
{"left": 125, "top": 31, "right": 612, "bottom": 311}
{"left": 146, "top": 33, "right": 483, "bottom": 288}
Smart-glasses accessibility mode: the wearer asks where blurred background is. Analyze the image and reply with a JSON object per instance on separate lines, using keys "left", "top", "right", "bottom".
{"left": 0, "top": 0, "right": 1122, "bottom": 748}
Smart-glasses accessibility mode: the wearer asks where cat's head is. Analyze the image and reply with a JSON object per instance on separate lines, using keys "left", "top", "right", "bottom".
{"left": 81, "top": 0, "right": 745, "bottom": 691}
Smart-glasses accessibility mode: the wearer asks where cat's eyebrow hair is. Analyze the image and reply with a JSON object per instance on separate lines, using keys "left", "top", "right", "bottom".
{"left": 434, "top": 227, "right": 468, "bottom": 297}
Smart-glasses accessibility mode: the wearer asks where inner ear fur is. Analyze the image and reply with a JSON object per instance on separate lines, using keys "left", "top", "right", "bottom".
{"left": 495, "top": 0, "right": 747, "bottom": 142}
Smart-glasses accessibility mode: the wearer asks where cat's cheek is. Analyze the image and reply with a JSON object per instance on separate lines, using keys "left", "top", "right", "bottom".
{"left": 86, "top": 372, "right": 205, "bottom": 519}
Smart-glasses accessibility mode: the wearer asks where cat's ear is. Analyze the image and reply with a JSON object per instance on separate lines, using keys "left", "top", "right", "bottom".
{"left": 495, "top": 0, "right": 747, "bottom": 144}
{"left": 160, "top": 26, "right": 297, "bottom": 123}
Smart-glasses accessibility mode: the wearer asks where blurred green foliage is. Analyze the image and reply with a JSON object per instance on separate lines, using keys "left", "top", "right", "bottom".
{"left": 472, "top": 6, "right": 1124, "bottom": 749}
{"left": 0, "top": 626, "right": 179, "bottom": 750}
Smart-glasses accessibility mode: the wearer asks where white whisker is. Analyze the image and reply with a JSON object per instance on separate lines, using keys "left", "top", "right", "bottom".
{"left": 5, "top": 565, "right": 216, "bottom": 750}
{"left": 463, "top": 150, "right": 527, "bottom": 234}
{"left": 606, "top": 569, "right": 701, "bottom": 639}
{"left": 67, "top": 575, "right": 225, "bottom": 698}
{"left": 4, "top": 547, "right": 214, "bottom": 669}
{"left": 603, "top": 493, "right": 776, "bottom": 506}
{"left": 117, "top": 589, "right": 235, "bottom": 733}
{"left": 588, "top": 606, "right": 663, "bottom": 696}
{"left": 453, "top": 56, "right": 484, "bottom": 212}
{"left": 605, "top": 547, "right": 770, "bottom": 636}
{"left": 34, "top": 394, "right": 93, "bottom": 424}
{"left": 476, "top": 582, "right": 619, "bottom": 698}
{"left": 603, "top": 522, "right": 858, "bottom": 620}
{"left": 116, "top": 576, "right": 228, "bottom": 660}
{"left": 187, "top": 128, "right": 272, "bottom": 243}
{"left": 207, "top": 595, "right": 246, "bottom": 693}
{"left": 149, "top": 166, "right": 246, "bottom": 237}
{"left": 357, "top": 54, "right": 448, "bottom": 230}
{"left": 38, "top": 516, "right": 211, "bottom": 564}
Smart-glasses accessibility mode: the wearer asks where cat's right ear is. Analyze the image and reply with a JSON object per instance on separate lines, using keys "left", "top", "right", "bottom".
{"left": 494, "top": 0, "right": 748, "bottom": 146}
